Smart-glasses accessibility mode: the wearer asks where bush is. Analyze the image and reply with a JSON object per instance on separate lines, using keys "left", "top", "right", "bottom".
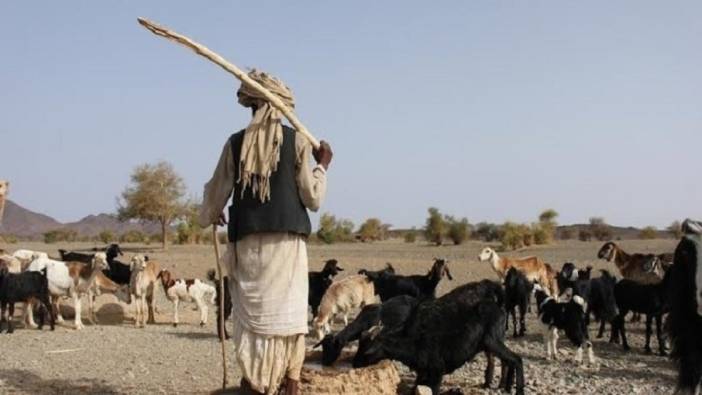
{"left": 589, "top": 217, "right": 612, "bottom": 241}
{"left": 537, "top": 209, "right": 558, "bottom": 244}
{"left": 120, "top": 230, "right": 146, "bottom": 243}
{"left": 404, "top": 229, "right": 417, "bottom": 243}
{"left": 474, "top": 222, "right": 500, "bottom": 242}
{"left": 317, "top": 213, "right": 355, "bottom": 244}
{"left": 447, "top": 217, "right": 471, "bottom": 245}
{"left": 424, "top": 207, "right": 447, "bottom": 246}
{"left": 639, "top": 226, "right": 658, "bottom": 240}
{"left": 358, "top": 218, "right": 383, "bottom": 242}
{"left": 43, "top": 228, "right": 78, "bottom": 244}
{"left": 0, "top": 234, "right": 18, "bottom": 244}
{"left": 98, "top": 230, "right": 115, "bottom": 244}
{"left": 578, "top": 229, "right": 592, "bottom": 242}
{"left": 559, "top": 228, "right": 573, "bottom": 240}
{"left": 532, "top": 224, "right": 549, "bottom": 245}
{"left": 501, "top": 222, "right": 524, "bottom": 250}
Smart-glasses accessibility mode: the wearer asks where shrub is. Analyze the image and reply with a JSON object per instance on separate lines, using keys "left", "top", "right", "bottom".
{"left": 317, "top": 213, "right": 354, "bottom": 244}
{"left": 501, "top": 222, "right": 524, "bottom": 250}
{"left": 639, "top": 226, "right": 658, "bottom": 240}
{"left": 424, "top": 207, "right": 447, "bottom": 246}
{"left": 578, "top": 229, "right": 592, "bottom": 242}
{"left": 0, "top": 234, "right": 18, "bottom": 244}
{"left": 43, "top": 228, "right": 78, "bottom": 244}
{"left": 537, "top": 209, "right": 558, "bottom": 244}
{"left": 559, "top": 228, "right": 573, "bottom": 240}
{"left": 447, "top": 217, "right": 471, "bottom": 245}
{"left": 404, "top": 229, "right": 417, "bottom": 243}
{"left": 474, "top": 222, "right": 500, "bottom": 242}
{"left": 98, "top": 230, "right": 115, "bottom": 244}
{"left": 335, "top": 219, "right": 355, "bottom": 242}
{"left": 358, "top": 218, "right": 383, "bottom": 242}
{"left": 532, "top": 224, "right": 549, "bottom": 245}
{"left": 589, "top": 217, "right": 612, "bottom": 241}
{"left": 120, "top": 230, "right": 146, "bottom": 243}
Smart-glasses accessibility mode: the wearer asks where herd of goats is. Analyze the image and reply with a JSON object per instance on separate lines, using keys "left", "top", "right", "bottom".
{"left": 1, "top": 220, "right": 702, "bottom": 395}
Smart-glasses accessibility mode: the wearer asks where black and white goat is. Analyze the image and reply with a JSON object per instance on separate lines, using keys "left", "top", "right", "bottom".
{"left": 557, "top": 262, "right": 581, "bottom": 297}
{"left": 611, "top": 258, "right": 672, "bottom": 355}
{"left": 360, "top": 258, "right": 452, "bottom": 302}
{"left": 309, "top": 259, "right": 344, "bottom": 317}
{"left": 314, "top": 295, "right": 417, "bottom": 366}
{"left": 667, "top": 219, "right": 702, "bottom": 395}
{"left": 504, "top": 267, "right": 533, "bottom": 337}
{"left": 0, "top": 267, "right": 55, "bottom": 333}
{"left": 354, "top": 280, "right": 524, "bottom": 395}
{"left": 533, "top": 284, "right": 595, "bottom": 365}
{"left": 207, "top": 269, "right": 232, "bottom": 340}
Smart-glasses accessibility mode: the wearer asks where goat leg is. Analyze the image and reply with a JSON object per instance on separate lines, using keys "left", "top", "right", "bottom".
{"left": 644, "top": 315, "right": 653, "bottom": 354}
{"left": 483, "top": 351, "right": 494, "bottom": 388}
{"left": 7, "top": 303, "right": 15, "bottom": 334}
{"left": 484, "top": 338, "right": 524, "bottom": 395}
{"left": 655, "top": 314, "right": 667, "bottom": 356}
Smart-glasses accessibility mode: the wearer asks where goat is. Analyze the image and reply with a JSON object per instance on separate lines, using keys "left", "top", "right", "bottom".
{"left": 533, "top": 284, "right": 595, "bottom": 365}
{"left": 312, "top": 274, "right": 376, "bottom": 340}
{"left": 309, "top": 259, "right": 344, "bottom": 317}
{"left": 611, "top": 258, "right": 673, "bottom": 355}
{"left": 157, "top": 269, "right": 216, "bottom": 327}
{"left": 598, "top": 242, "right": 668, "bottom": 285}
{"left": 504, "top": 267, "right": 533, "bottom": 337}
{"left": 557, "top": 262, "right": 581, "bottom": 297}
{"left": 478, "top": 247, "right": 558, "bottom": 296}
{"left": 104, "top": 244, "right": 132, "bottom": 286}
{"left": 0, "top": 254, "right": 22, "bottom": 274}
{"left": 314, "top": 295, "right": 418, "bottom": 366}
{"left": 12, "top": 249, "right": 48, "bottom": 268}
{"left": 361, "top": 258, "right": 452, "bottom": 302}
{"left": 357, "top": 262, "right": 396, "bottom": 277}
{"left": 668, "top": 219, "right": 702, "bottom": 395}
{"left": 129, "top": 255, "right": 160, "bottom": 327}
{"left": 207, "top": 269, "right": 232, "bottom": 340}
{"left": 354, "top": 280, "right": 524, "bottom": 395}
{"left": 0, "top": 267, "right": 54, "bottom": 333}
{"left": 570, "top": 269, "right": 619, "bottom": 339}
{"left": 58, "top": 249, "right": 94, "bottom": 263}
{"left": 26, "top": 253, "right": 109, "bottom": 330}
{"left": 86, "top": 271, "right": 131, "bottom": 323}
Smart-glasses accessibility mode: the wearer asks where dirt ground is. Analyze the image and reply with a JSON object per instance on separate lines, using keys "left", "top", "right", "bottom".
{"left": 0, "top": 239, "right": 679, "bottom": 394}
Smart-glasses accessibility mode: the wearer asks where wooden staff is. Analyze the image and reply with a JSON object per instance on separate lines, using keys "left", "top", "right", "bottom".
{"left": 212, "top": 226, "right": 228, "bottom": 390}
{"left": 137, "top": 17, "right": 320, "bottom": 149}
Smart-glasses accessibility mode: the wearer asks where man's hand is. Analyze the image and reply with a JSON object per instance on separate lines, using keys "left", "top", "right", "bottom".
{"left": 216, "top": 212, "right": 227, "bottom": 227}
{"left": 313, "top": 141, "right": 333, "bottom": 170}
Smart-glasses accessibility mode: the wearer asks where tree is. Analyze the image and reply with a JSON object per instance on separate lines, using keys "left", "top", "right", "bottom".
{"left": 538, "top": 209, "right": 559, "bottom": 243}
{"left": 117, "top": 161, "right": 187, "bottom": 249}
{"left": 446, "top": 216, "right": 471, "bottom": 245}
{"left": 474, "top": 222, "right": 500, "bottom": 242}
{"left": 589, "top": 217, "right": 612, "bottom": 241}
{"left": 404, "top": 228, "right": 417, "bottom": 243}
{"left": 639, "top": 226, "right": 658, "bottom": 240}
{"left": 424, "top": 207, "right": 447, "bottom": 246}
{"left": 501, "top": 222, "right": 524, "bottom": 250}
{"left": 317, "top": 213, "right": 337, "bottom": 244}
{"left": 98, "top": 230, "right": 115, "bottom": 244}
{"left": 358, "top": 218, "right": 383, "bottom": 242}
{"left": 667, "top": 221, "right": 683, "bottom": 239}
{"left": 578, "top": 229, "right": 592, "bottom": 242}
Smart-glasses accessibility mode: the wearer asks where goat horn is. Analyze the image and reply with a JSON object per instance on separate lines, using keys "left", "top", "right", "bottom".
{"left": 137, "top": 17, "right": 320, "bottom": 149}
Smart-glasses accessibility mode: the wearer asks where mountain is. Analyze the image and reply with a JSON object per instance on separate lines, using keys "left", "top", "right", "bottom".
{"left": 0, "top": 200, "right": 161, "bottom": 239}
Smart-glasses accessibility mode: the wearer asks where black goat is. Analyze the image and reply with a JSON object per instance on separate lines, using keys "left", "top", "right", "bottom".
{"left": 504, "top": 267, "right": 533, "bottom": 337}
{"left": 58, "top": 249, "right": 94, "bottom": 263}
{"left": 314, "top": 295, "right": 417, "bottom": 366}
{"left": 668, "top": 219, "right": 702, "bottom": 394}
{"left": 357, "top": 262, "right": 395, "bottom": 277}
{"left": 571, "top": 269, "right": 618, "bottom": 339}
{"left": 104, "top": 244, "right": 132, "bottom": 285}
{"left": 0, "top": 267, "right": 55, "bottom": 333}
{"left": 354, "top": 280, "right": 524, "bottom": 395}
{"left": 207, "top": 269, "right": 232, "bottom": 340}
{"left": 309, "top": 259, "right": 344, "bottom": 317}
{"left": 361, "top": 259, "right": 452, "bottom": 302}
{"left": 534, "top": 284, "right": 595, "bottom": 364}
{"left": 611, "top": 259, "right": 673, "bottom": 355}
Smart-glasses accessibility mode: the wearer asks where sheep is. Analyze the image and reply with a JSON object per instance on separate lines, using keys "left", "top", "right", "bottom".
{"left": 504, "top": 267, "right": 533, "bottom": 337}
{"left": 312, "top": 274, "right": 376, "bottom": 340}
{"left": 309, "top": 259, "right": 344, "bottom": 317}
{"left": 207, "top": 269, "right": 232, "bottom": 340}
{"left": 360, "top": 258, "right": 452, "bottom": 302}
{"left": 314, "top": 295, "right": 418, "bottom": 366}
{"left": 611, "top": 258, "right": 673, "bottom": 355}
{"left": 129, "top": 255, "right": 161, "bottom": 328}
{"left": 26, "top": 253, "right": 109, "bottom": 330}
{"left": 533, "top": 284, "right": 595, "bottom": 365}
{"left": 157, "top": 269, "right": 216, "bottom": 327}
{"left": 354, "top": 280, "right": 524, "bottom": 395}
{"left": 668, "top": 219, "right": 702, "bottom": 395}
{"left": 478, "top": 247, "right": 559, "bottom": 296}
{"left": 0, "top": 267, "right": 54, "bottom": 333}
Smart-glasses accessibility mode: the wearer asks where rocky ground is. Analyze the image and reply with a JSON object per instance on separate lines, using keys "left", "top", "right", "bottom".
{"left": 0, "top": 239, "right": 679, "bottom": 394}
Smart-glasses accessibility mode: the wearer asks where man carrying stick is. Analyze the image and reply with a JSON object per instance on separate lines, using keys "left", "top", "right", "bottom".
{"left": 199, "top": 69, "right": 332, "bottom": 395}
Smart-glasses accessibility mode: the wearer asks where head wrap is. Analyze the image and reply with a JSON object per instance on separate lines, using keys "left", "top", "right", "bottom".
{"left": 236, "top": 69, "right": 295, "bottom": 202}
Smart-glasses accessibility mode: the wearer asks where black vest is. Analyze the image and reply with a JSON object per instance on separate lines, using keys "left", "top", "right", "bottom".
{"left": 227, "top": 126, "right": 312, "bottom": 242}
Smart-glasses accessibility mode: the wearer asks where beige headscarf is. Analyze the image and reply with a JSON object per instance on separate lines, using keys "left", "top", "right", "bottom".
{"left": 236, "top": 69, "right": 295, "bottom": 202}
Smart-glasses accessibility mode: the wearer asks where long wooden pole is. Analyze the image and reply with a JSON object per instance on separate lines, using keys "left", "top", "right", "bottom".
{"left": 212, "top": 226, "right": 228, "bottom": 390}
{"left": 137, "top": 17, "right": 320, "bottom": 149}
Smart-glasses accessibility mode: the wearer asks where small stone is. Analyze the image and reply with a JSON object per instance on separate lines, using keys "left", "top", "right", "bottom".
{"left": 415, "top": 386, "right": 432, "bottom": 395}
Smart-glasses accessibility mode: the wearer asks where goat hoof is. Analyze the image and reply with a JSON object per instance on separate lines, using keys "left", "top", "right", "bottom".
{"left": 173, "top": 323, "right": 178, "bottom": 328}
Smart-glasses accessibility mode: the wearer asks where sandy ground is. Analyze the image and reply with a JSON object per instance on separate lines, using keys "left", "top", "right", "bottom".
{"left": 0, "top": 239, "right": 679, "bottom": 394}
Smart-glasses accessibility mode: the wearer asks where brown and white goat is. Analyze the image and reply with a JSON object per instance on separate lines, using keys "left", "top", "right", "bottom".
{"left": 478, "top": 247, "right": 559, "bottom": 296}
{"left": 157, "top": 270, "right": 216, "bottom": 327}
{"left": 129, "top": 255, "right": 160, "bottom": 328}
{"left": 597, "top": 242, "right": 669, "bottom": 285}
{"left": 312, "top": 274, "right": 377, "bottom": 340}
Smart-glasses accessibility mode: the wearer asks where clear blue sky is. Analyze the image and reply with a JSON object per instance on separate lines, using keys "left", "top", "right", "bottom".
{"left": 1, "top": 1, "right": 700, "bottom": 229}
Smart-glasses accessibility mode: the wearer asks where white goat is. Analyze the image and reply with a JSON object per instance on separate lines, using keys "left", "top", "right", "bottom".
{"left": 157, "top": 269, "right": 216, "bottom": 327}
{"left": 12, "top": 249, "right": 48, "bottom": 269}
{"left": 129, "top": 255, "right": 160, "bottom": 328}
{"left": 312, "top": 274, "right": 377, "bottom": 340}
{"left": 26, "top": 253, "right": 109, "bottom": 330}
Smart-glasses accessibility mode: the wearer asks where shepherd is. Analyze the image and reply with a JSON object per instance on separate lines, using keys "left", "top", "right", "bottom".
{"left": 199, "top": 70, "right": 333, "bottom": 395}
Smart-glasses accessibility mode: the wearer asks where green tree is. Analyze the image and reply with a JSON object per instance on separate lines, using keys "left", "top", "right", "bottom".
{"left": 358, "top": 218, "right": 383, "bottom": 242}
{"left": 117, "top": 161, "right": 187, "bottom": 249}
{"left": 120, "top": 230, "right": 146, "bottom": 243}
{"left": 98, "top": 230, "right": 115, "bottom": 244}
{"left": 404, "top": 228, "right": 417, "bottom": 243}
{"left": 424, "top": 207, "right": 447, "bottom": 246}
{"left": 639, "top": 226, "right": 658, "bottom": 240}
{"left": 501, "top": 222, "right": 524, "bottom": 250}
{"left": 538, "top": 209, "right": 559, "bottom": 243}
{"left": 317, "top": 213, "right": 337, "bottom": 244}
{"left": 446, "top": 216, "right": 471, "bottom": 245}
{"left": 474, "top": 222, "right": 500, "bottom": 242}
